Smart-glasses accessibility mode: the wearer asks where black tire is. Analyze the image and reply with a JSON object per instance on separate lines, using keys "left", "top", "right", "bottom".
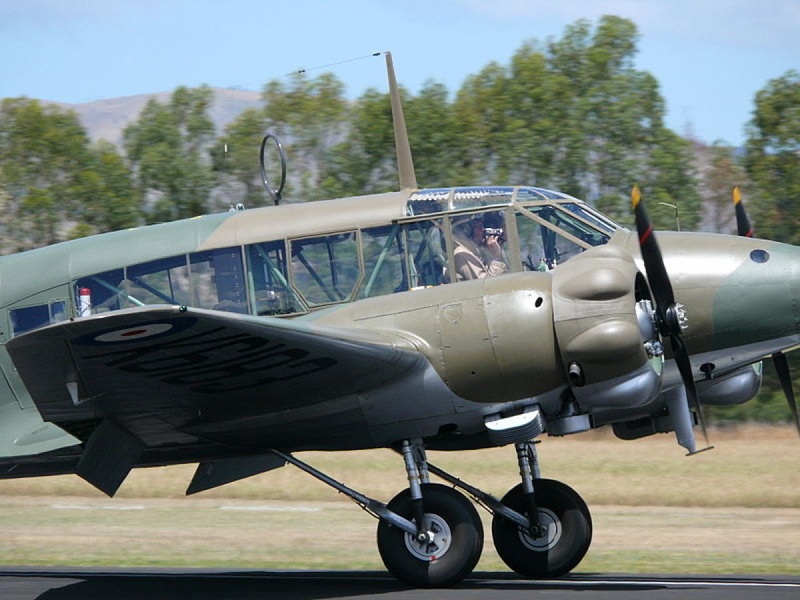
{"left": 377, "top": 483, "right": 483, "bottom": 588}
{"left": 491, "top": 479, "right": 592, "bottom": 578}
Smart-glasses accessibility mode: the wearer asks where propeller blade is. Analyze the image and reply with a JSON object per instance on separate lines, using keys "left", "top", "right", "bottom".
{"left": 671, "top": 334, "right": 712, "bottom": 452}
{"left": 772, "top": 352, "right": 800, "bottom": 436}
{"left": 632, "top": 187, "right": 712, "bottom": 453}
{"left": 632, "top": 187, "right": 675, "bottom": 326}
{"left": 733, "top": 186, "right": 753, "bottom": 237}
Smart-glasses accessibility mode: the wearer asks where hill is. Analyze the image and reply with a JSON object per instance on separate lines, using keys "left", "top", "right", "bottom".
{"left": 50, "top": 88, "right": 262, "bottom": 146}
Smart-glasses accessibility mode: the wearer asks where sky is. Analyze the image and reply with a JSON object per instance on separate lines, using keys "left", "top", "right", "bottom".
{"left": 0, "top": 0, "right": 798, "bottom": 147}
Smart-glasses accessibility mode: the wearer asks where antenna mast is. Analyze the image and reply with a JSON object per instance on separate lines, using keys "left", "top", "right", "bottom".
{"left": 385, "top": 52, "right": 417, "bottom": 191}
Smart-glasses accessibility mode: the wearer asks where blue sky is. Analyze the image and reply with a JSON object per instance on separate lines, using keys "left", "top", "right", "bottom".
{"left": 0, "top": 0, "right": 798, "bottom": 146}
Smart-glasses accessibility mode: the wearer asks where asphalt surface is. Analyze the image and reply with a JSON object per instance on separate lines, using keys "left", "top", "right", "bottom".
{"left": 1, "top": 569, "right": 799, "bottom": 600}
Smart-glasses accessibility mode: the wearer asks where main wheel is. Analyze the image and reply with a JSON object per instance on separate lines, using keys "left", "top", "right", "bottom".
{"left": 492, "top": 479, "right": 592, "bottom": 578}
{"left": 377, "top": 483, "right": 483, "bottom": 587}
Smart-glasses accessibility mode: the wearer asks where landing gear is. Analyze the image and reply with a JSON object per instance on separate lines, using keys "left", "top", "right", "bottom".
{"left": 377, "top": 483, "right": 483, "bottom": 587}
{"left": 488, "top": 441, "right": 592, "bottom": 578}
{"left": 492, "top": 479, "right": 592, "bottom": 578}
{"left": 268, "top": 437, "right": 592, "bottom": 587}
{"left": 427, "top": 441, "right": 592, "bottom": 579}
{"left": 377, "top": 439, "right": 483, "bottom": 587}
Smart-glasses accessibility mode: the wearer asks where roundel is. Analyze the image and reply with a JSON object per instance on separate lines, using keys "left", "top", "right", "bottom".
{"left": 94, "top": 323, "right": 174, "bottom": 343}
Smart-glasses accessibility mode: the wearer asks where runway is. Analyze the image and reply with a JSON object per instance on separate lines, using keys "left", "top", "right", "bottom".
{"left": 1, "top": 569, "right": 798, "bottom": 600}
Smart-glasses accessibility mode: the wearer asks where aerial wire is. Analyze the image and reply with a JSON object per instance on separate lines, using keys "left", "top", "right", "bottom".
{"left": 295, "top": 51, "right": 384, "bottom": 76}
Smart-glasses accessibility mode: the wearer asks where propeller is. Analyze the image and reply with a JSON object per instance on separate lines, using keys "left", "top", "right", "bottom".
{"left": 733, "top": 186, "right": 753, "bottom": 237}
{"left": 773, "top": 353, "right": 800, "bottom": 435}
{"left": 632, "top": 186, "right": 712, "bottom": 454}
{"left": 732, "top": 187, "right": 800, "bottom": 435}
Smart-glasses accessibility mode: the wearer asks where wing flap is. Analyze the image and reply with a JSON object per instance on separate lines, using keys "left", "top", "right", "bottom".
{"left": 76, "top": 418, "right": 145, "bottom": 496}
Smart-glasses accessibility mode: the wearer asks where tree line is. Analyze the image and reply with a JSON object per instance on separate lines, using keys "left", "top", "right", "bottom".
{"left": 1, "top": 15, "right": 799, "bottom": 423}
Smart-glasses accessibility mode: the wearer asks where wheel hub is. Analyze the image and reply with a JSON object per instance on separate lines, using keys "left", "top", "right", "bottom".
{"left": 519, "top": 507, "right": 561, "bottom": 551}
{"left": 404, "top": 513, "right": 452, "bottom": 561}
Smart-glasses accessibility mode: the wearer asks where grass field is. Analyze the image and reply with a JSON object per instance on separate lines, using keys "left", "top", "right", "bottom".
{"left": 0, "top": 425, "right": 797, "bottom": 575}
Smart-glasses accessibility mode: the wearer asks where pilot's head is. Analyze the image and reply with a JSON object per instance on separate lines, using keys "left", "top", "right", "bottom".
{"left": 469, "top": 217, "right": 485, "bottom": 240}
{"left": 453, "top": 215, "right": 482, "bottom": 239}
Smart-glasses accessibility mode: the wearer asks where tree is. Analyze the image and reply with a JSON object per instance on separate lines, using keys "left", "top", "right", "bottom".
{"left": 320, "top": 87, "right": 397, "bottom": 196}
{"left": 67, "top": 140, "right": 141, "bottom": 238}
{"left": 744, "top": 70, "right": 800, "bottom": 244}
{"left": 636, "top": 127, "right": 700, "bottom": 232}
{"left": 0, "top": 98, "right": 93, "bottom": 251}
{"left": 405, "top": 81, "right": 460, "bottom": 187}
{"left": 212, "top": 107, "right": 269, "bottom": 209}
{"left": 260, "top": 72, "right": 349, "bottom": 201}
{"left": 452, "top": 61, "right": 512, "bottom": 185}
{"left": 546, "top": 16, "right": 697, "bottom": 227}
{"left": 123, "top": 86, "right": 216, "bottom": 222}
{"left": 442, "top": 16, "right": 698, "bottom": 228}
{"left": 502, "top": 43, "right": 577, "bottom": 190}
{"left": 696, "top": 141, "right": 750, "bottom": 234}
{"left": 0, "top": 165, "right": 12, "bottom": 246}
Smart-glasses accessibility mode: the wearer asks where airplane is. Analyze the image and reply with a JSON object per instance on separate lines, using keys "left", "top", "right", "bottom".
{"left": 0, "top": 52, "right": 798, "bottom": 588}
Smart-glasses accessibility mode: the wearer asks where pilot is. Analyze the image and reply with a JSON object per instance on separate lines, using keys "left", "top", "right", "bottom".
{"left": 452, "top": 215, "right": 508, "bottom": 280}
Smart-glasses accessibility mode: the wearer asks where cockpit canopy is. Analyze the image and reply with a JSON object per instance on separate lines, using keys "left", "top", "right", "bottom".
{"left": 406, "top": 185, "right": 619, "bottom": 234}
{"left": 404, "top": 186, "right": 618, "bottom": 275}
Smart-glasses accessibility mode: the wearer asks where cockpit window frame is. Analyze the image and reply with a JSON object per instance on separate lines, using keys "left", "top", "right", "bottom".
{"left": 515, "top": 204, "right": 610, "bottom": 250}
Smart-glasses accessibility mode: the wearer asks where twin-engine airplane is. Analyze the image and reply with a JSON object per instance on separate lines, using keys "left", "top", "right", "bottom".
{"left": 0, "top": 53, "right": 798, "bottom": 587}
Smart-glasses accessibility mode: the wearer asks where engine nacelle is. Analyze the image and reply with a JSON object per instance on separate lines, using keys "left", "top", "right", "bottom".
{"left": 696, "top": 363, "right": 762, "bottom": 405}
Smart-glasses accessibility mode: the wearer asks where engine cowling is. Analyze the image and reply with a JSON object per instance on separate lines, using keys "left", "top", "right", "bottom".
{"left": 551, "top": 245, "right": 662, "bottom": 412}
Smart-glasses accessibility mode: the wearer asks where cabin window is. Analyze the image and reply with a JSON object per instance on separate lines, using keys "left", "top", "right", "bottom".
{"left": 290, "top": 232, "right": 360, "bottom": 306}
{"left": 74, "top": 268, "right": 127, "bottom": 314}
{"left": 516, "top": 211, "right": 583, "bottom": 270}
{"left": 561, "top": 202, "right": 618, "bottom": 233}
{"left": 360, "top": 225, "right": 407, "bottom": 298}
{"left": 9, "top": 300, "right": 67, "bottom": 336}
{"left": 247, "top": 241, "right": 304, "bottom": 315}
{"left": 126, "top": 255, "right": 192, "bottom": 306}
{"left": 531, "top": 205, "right": 610, "bottom": 248}
{"left": 516, "top": 214, "right": 551, "bottom": 271}
{"left": 73, "top": 248, "right": 247, "bottom": 316}
{"left": 404, "top": 218, "right": 448, "bottom": 288}
{"left": 516, "top": 205, "right": 609, "bottom": 270}
{"left": 190, "top": 247, "right": 247, "bottom": 313}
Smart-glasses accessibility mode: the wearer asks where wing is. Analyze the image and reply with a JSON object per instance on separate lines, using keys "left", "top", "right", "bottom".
{"left": 5, "top": 305, "right": 427, "bottom": 493}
